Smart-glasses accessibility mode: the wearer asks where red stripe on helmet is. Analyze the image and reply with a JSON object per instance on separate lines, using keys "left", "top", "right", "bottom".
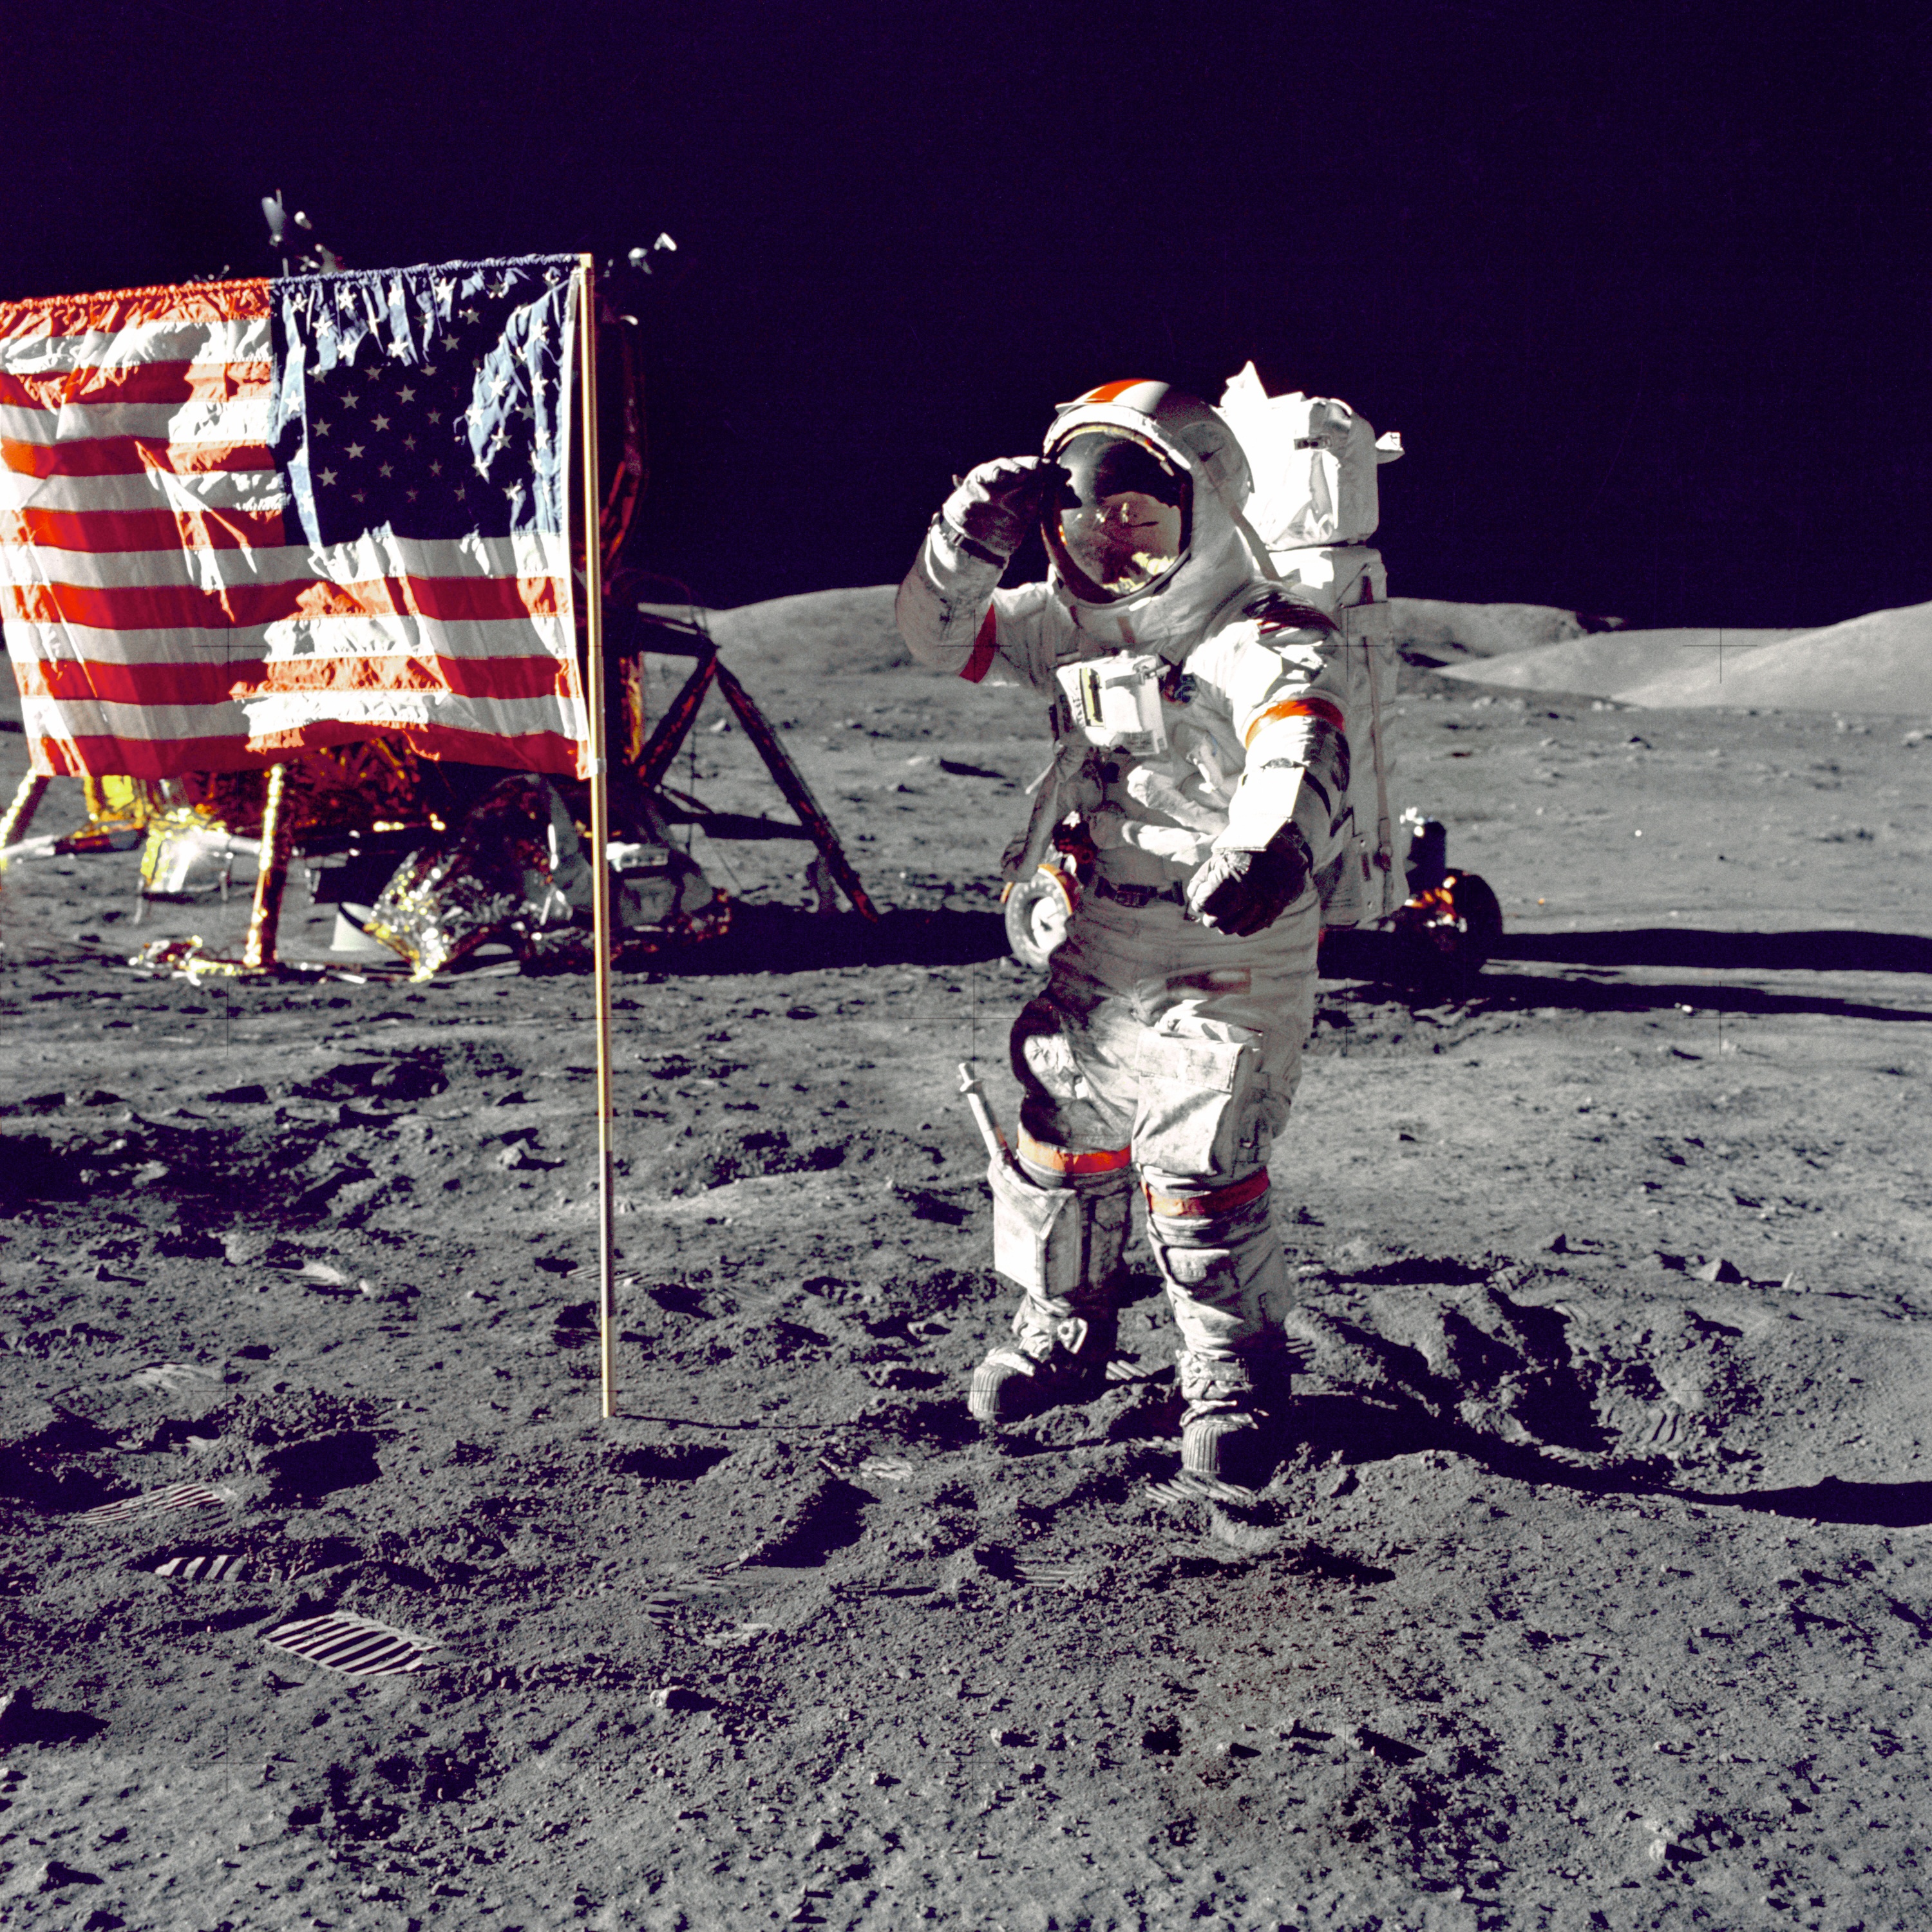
{"left": 1077, "top": 379, "right": 1153, "bottom": 405}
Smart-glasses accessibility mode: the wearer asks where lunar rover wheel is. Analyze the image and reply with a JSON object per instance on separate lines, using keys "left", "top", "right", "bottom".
{"left": 1388, "top": 869, "right": 1503, "bottom": 989}
{"left": 1003, "top": 866, "right": 1079, "bottom": 971}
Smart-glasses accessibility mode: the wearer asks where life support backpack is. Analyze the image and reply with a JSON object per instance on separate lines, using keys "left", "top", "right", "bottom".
{"left": 1215, "top": 365, "right": 1406, "bottom": 927}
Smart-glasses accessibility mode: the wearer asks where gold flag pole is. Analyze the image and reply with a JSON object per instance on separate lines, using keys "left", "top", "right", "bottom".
{"left": 577, "top": 254, "right": 618, "bottom": 1419}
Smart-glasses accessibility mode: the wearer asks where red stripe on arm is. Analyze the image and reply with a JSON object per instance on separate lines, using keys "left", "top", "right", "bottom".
{"left": 960, "top": 605, "right": 999, "bottom": 683}
{"left": 1244, "top": 693, "right": 1346, "bottom": 747}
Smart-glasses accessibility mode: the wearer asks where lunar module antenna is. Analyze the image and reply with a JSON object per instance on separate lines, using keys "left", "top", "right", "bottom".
{"left": 260, "top": 193, "right": 345, "bottom": 276}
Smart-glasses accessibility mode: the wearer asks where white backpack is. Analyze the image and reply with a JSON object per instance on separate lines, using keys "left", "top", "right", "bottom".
{"left": 1216, "top": 363, "right": 1407, "bottom": 925}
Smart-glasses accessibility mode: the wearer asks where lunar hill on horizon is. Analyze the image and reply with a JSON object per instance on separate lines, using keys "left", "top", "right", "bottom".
{"left": 1432, "top": 594, "right": 1932, "bottom": 715}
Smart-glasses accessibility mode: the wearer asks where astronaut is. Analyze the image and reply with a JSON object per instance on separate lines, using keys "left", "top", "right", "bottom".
{"left": 896, "top": 381, "right": 1354, "bottom": 1486}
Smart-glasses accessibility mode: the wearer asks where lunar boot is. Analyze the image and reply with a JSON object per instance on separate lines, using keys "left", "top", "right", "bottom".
{"left": 1143, "top": 1171, "right": 1293, "bottom": 1487}
{"left": 969, "top": 1146, "right": 1133, "bottom": 1426}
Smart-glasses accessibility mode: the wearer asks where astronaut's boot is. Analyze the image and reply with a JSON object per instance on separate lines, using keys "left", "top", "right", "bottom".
{"left": 969, "top": 1148, "right": 1132, "bottom": 1426}
{"left": 1144, "top": 1171, "right": 1293, "bottom": 1488}
{"left": 1173, "top": 1347, "right": 1294, "bottom": 1488}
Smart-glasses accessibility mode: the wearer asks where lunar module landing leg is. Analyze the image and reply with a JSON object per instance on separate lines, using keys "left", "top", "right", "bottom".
{"left": 619, "top": 607, "right": 879, "bottom": 923}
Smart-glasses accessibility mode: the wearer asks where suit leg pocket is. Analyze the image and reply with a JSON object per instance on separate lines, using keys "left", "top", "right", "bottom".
{"left": 989, "top": 1157, "right": 1081, "bottom": 1302}
{"left": 1130, "top": 1025, "right": 1260, "bottom": 1183}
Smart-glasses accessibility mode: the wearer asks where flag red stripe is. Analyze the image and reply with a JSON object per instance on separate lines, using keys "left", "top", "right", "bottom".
{"left": 33, "top": 721, "right": 585, "bottom": 780}
{"left": 0, "top": 276, "right": 273, "bottom": 342}
{"left": 6, "top": 572, "right": 561, "bottom": 630}
{"left": 0, "top": 361, "right": 271, "bottom": 412}
{"left": 19, "top": 652, "right": 576, "bottom": 706}
{"left": 3, "top": 503, "right": 287, "bottom": 553}
{"left": 3, "top": 435, "right": 269, "bottom": 478}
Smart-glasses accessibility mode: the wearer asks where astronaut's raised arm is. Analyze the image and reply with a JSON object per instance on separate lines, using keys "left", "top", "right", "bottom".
{"left": 896, "top": 518, "right": 1011, "bottom": 679}
{"left": 895, "top": 458, "right": 1056, "bottom": 693}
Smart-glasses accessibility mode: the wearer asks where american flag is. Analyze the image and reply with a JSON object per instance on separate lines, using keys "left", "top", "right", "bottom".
{"left": 0, "top": 254, "right": 592, "bottom": 779}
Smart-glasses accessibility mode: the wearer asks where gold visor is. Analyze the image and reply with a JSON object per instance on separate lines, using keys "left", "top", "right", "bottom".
{"left": 1052, "top": 492, "right": 1184, "bottom": 597}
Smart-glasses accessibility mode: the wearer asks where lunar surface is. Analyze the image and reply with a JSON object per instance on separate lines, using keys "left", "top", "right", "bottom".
{"left": 3, "top": 584, "right": 1929, "bottom": 1932}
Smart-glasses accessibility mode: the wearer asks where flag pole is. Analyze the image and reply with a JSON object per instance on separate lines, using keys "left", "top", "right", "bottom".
{"left": 577, "top": 254, "right": 618, "bottom": 1420}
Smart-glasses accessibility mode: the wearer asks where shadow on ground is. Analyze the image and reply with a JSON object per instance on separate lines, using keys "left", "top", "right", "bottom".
{"left": 1495, "top": 928, "right": 1932, "bottom": 975}
{"left": 1456, "top": 967, "right": 1932, "bottom": 1027}
{"left": 1318, "top": 925, "right": 1932, "bottom": 1023}
{"left": 1678, "top": 1475, "right": 1932, "bottom": 1529}
{"left": 629, "top": 905, "right": 1010, "bottom": 978}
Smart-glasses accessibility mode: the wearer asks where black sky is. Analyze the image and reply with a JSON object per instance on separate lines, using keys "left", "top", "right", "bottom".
{"left": 7, "top": 0, "right": 1927, "bottom": 627}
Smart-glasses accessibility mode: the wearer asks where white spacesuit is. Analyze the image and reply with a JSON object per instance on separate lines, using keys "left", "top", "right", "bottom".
{"left": 896, "top": 380, "right": 1357, "bottom": 1485}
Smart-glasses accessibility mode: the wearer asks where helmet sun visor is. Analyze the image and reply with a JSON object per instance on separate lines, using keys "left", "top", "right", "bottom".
{"left": 1042, "top": 429, "right": 1191, "bottom": 603}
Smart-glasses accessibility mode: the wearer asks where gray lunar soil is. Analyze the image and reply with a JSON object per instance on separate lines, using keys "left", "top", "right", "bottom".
{"left": 3, "top": 584, "right": 1931, "bottom": 1932}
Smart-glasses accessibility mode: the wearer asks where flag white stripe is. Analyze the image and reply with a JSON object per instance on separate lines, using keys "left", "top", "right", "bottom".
{"left": 0, "top": 399, "right": 273, "bottom": 445}
{"left": 23, "top": 688, "right": 588, "bottom": 744}
{"left": 11, "top": 609, "right": 573, "bottom": 666}
{"left": 1, "top": 530, "right": 571, "bottom": 592}
{"left": 1, "top": 543, "right": 317, "bottom": 592}
{"left": 241, "top": 688, "right": 588, "bottom": 740}
{"left": 0, "top": 317, "right": 272, "bottom": 374}
{"left": 0, "top": 469, "right": 289, "bottom": 514}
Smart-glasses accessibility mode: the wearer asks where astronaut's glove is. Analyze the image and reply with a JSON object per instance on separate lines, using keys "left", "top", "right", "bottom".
{"left": 1185, "top": 824, "right": 1314, "bottom": 936}
{"left": 940, "top": 456, "right": 1046, "bottom": 564}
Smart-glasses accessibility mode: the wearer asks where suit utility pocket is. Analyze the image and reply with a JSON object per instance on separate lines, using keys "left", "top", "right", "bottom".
{"left": 1131, "top": 1025, "right": 1259, "bottom": 1180}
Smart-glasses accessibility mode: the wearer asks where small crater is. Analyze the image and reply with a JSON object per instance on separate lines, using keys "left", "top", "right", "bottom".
{"left": 737, "top": 1478, "right": 867, "bottom": 1568}
{"left": 1287, "top": 1544, "right": 1396, "bottom": 1587}
{"left": 1339, "top": 1255, "right": 1491, "bottom": 1288}
{"left": 649, "top": 1283, "right": 712, "bottom": 1318}
{"left": 260, "top": 1432, "right": 381, "bottom": 1500}
{"left": 551, "top": 1303, "right": 596, "bottom": 1348}
{"left": 768, "top": 1318, "right": 833, "bottom": 1356}
{"left": 612, "top": 1443, "right": 732, "bottom": 1482}
{"left": 858, "top": 1397, "right": 981, "bottom": 1452}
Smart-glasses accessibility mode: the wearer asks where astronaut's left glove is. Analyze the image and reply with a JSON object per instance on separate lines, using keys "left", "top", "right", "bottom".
{"left": 1185, "top": 824, "right": 1314, "bottom": 937}
{"left": 940, "top": 456, "right": 1047, "bottom": 564}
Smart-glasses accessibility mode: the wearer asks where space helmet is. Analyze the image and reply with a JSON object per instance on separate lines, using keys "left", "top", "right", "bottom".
{"left": 1039, "top": 381, "right": 1254, "bottom": 612}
